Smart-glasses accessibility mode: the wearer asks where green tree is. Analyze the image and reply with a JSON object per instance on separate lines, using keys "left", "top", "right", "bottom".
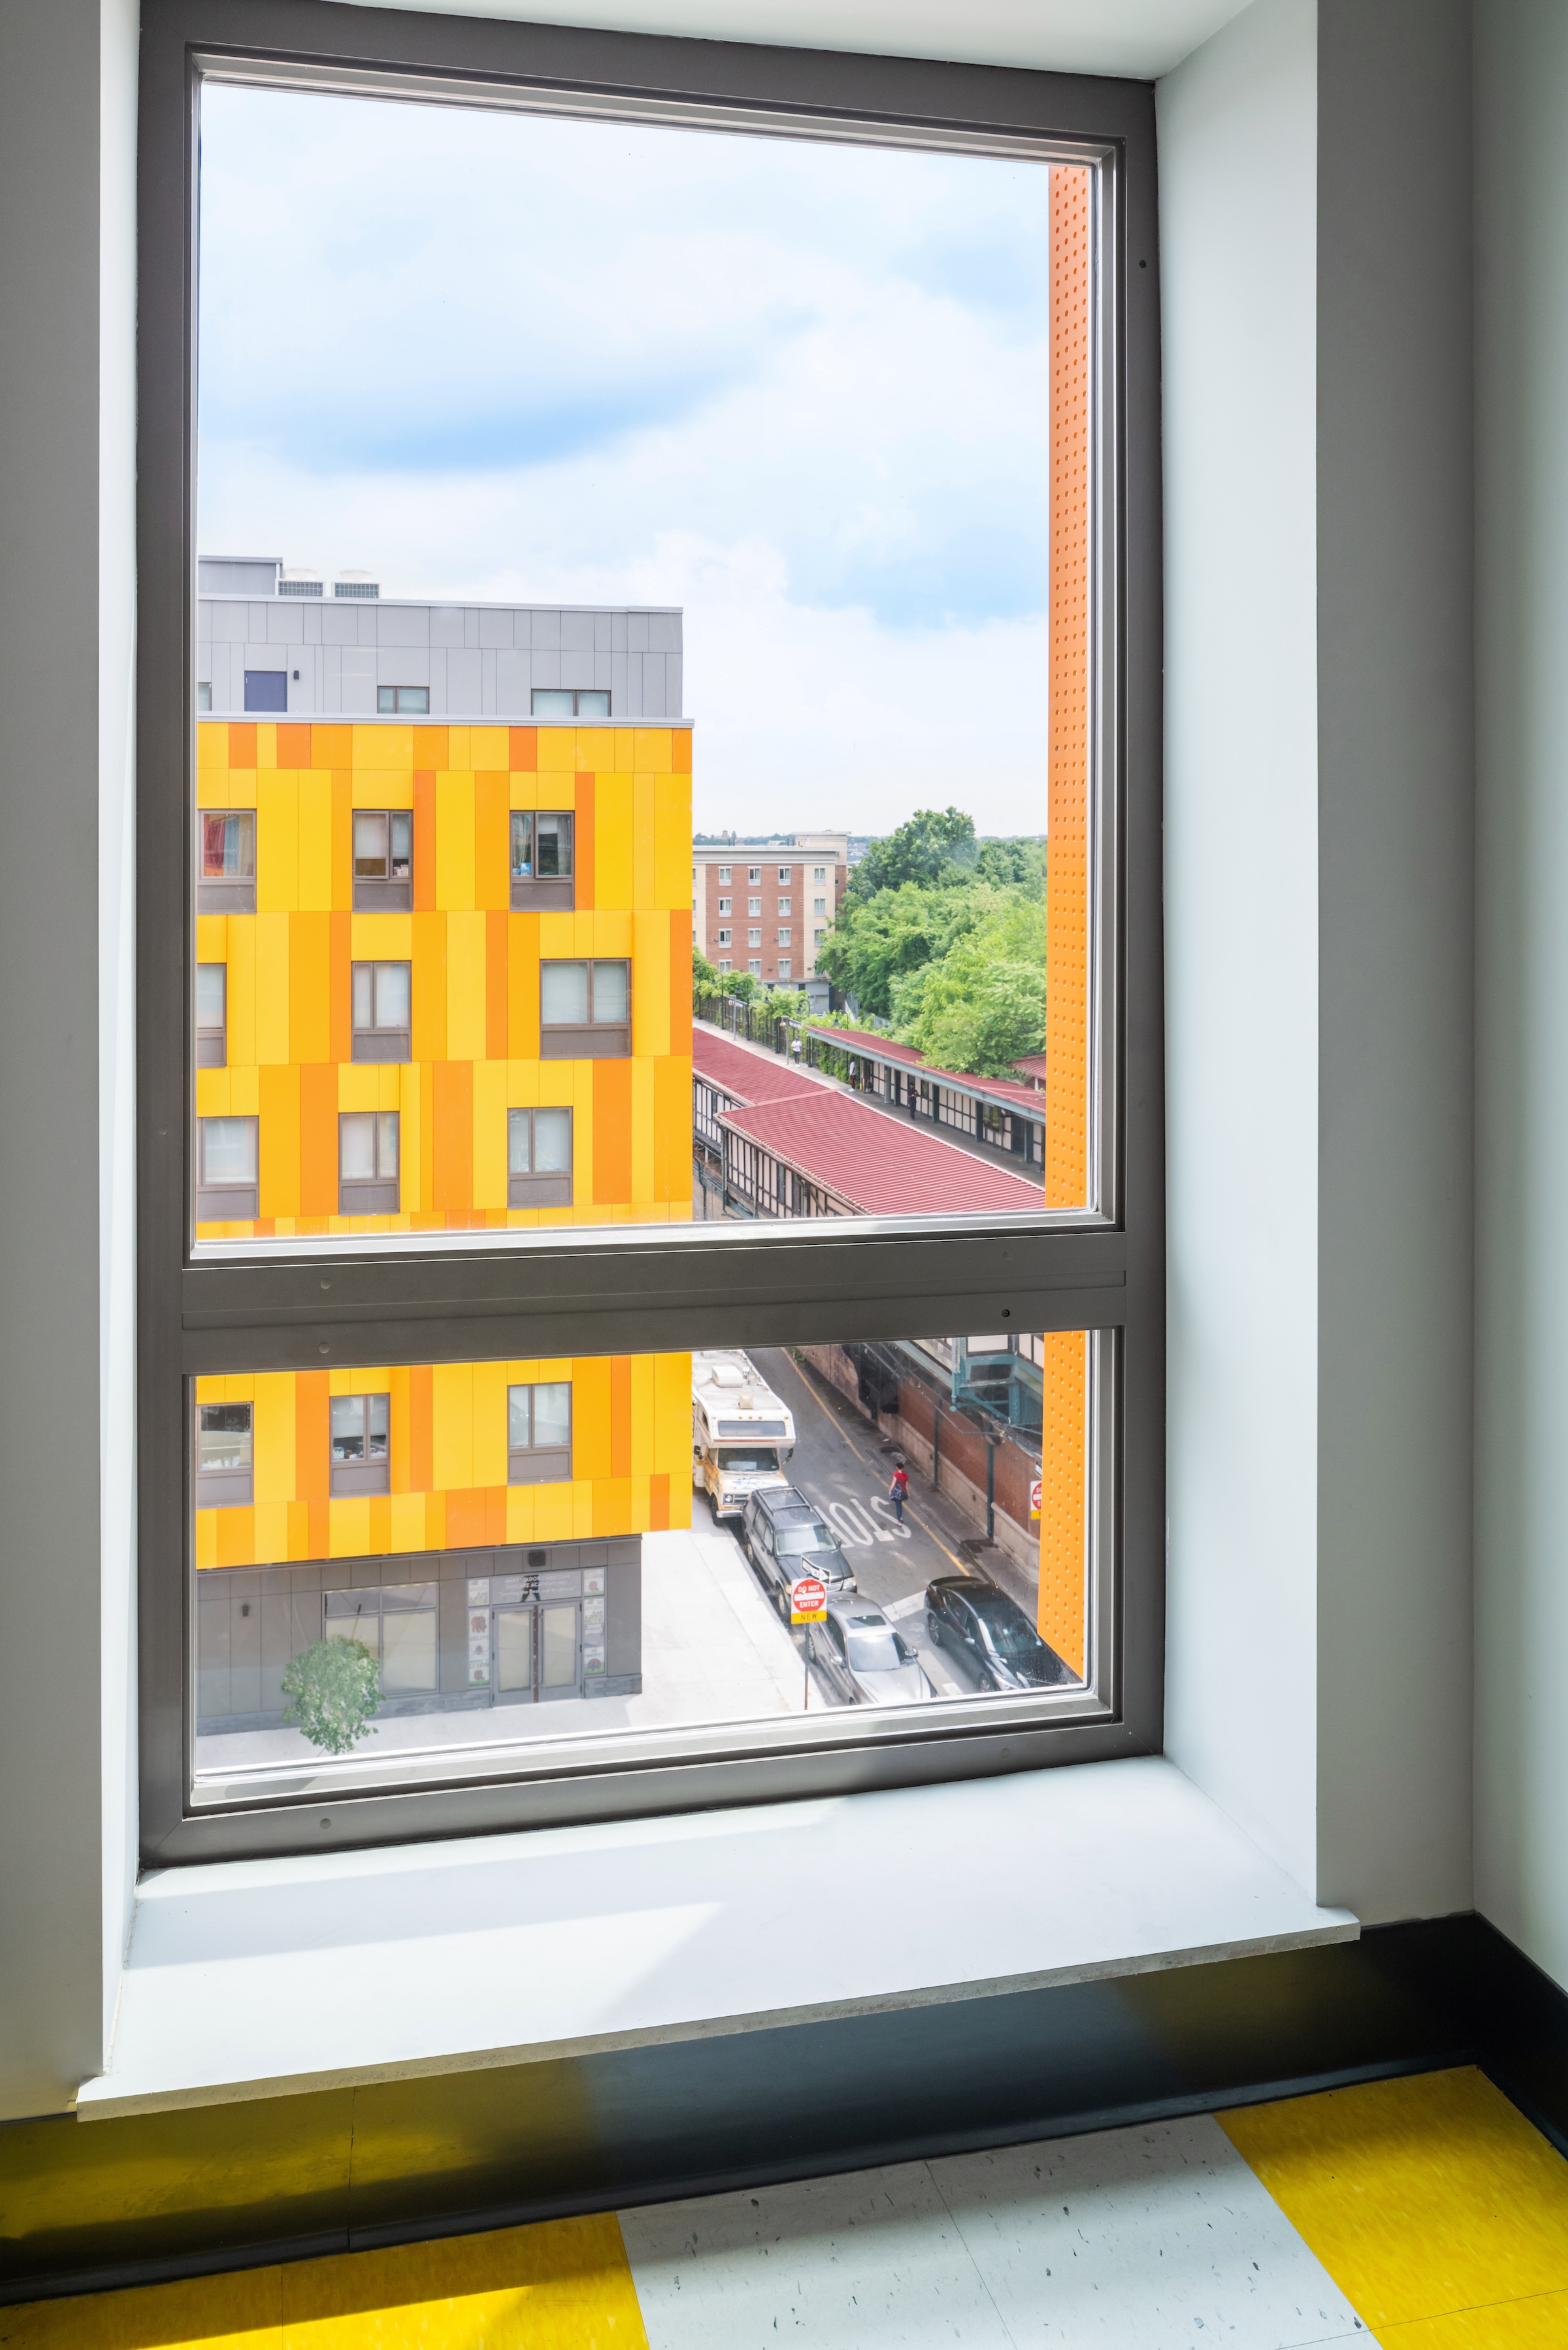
{"left": 976, "top": 836, "right": 1048, "bottom": 895}
{"left": 282, "top": 1636, "right": 381, "bottom": 1757}
{"left": 717, "top": 970, "right": 762, "bottom": 1002}
{"left": 817, "top": 881, "right": 977, "bottom": 1019}
{"left": 892, "top": 893, "right": 1048, "bottom": 1076}
{"left": 693, "top": 943, "right": 720, "bottom": 995}
{"left": 847, "top": 806, "right": 978, "bottom": 903}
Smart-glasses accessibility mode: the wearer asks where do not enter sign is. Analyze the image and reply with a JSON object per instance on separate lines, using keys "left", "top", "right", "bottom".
{"left": 790, "top": 1576, "right": 828, "bottom": 1624}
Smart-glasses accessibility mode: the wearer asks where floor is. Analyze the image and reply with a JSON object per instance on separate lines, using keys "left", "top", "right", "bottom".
{"left": 7, "top": 2068, "right": 1568, "bottom": 2346}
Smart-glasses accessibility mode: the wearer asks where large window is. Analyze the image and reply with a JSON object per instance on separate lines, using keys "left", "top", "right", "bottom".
{"left": 141, "top": 5, "right": 1158, "bottom": 1861}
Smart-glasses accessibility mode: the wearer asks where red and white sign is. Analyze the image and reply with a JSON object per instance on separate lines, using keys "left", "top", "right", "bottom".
{"left": 790, "top": 1575, "right": 828, "bottom": 1624}
{"left": 1029, "top": 1478, "right": 1043, "bottom": 1522}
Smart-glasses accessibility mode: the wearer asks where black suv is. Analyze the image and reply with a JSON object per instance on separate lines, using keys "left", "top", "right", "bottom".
{"left": 741, "top": 1486, "right": 857, "bottom": 1615}
{"left": 924, "top": 1574, "right": 1075, "bottom": 1691}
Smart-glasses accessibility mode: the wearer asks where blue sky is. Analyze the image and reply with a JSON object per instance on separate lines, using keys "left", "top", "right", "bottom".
{"left": 198, "top": 88, "right": 1054, "bottom": 832}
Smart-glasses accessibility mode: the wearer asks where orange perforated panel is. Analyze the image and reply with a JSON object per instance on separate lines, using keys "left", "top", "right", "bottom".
{"left": 1040, "top": 165, "right": 1093, "bottom": 1674}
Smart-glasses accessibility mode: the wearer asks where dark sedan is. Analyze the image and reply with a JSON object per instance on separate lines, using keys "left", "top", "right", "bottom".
{"left": 924, "top": 1574, "right": 1077, "bottom": 1691}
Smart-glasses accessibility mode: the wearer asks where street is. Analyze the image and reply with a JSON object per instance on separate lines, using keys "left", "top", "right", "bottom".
{"left": 698, "top": 1344, "right": 1041, "bottom": 1704}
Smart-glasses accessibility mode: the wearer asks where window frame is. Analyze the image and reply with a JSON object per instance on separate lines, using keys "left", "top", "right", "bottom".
{"left": 531, "top": 687, "right": 612, "bottom": 718}
{"left": 538, "top": 956, "right": 632, "bottom": 1058}
{"left": 194, "top": 1112, "right": 258, "bottom": 1221}
{"left": 350, "top": 959, "right": 412, "bottom": 1062}
{"left": 375, "top": 684, "right": 430, "bottom": 714}
{"left": 508, "top": 1104, "right": 574, "bottom": 1208}
{"left": 351, "top": 807, "right": 414, "bottom": 910}
{"left": 509, "top": 806, "right": 576, "bottom": 910}
{"left": 137, "top": 0, "right": 1162, "bottom": 1866}
{"left": 337, "top": 1108, "right": 400, "bottom": 1215}
{"left": 507, "top": 1378, "right": 574, "bottom": 1485}
{"left": 327, "top": 1390, "right": 391, "bottom": 1497}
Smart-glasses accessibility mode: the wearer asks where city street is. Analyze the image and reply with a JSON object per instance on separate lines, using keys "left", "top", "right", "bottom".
{"left": 704, "top": 1344, "right": 1041, "bottom": 1702}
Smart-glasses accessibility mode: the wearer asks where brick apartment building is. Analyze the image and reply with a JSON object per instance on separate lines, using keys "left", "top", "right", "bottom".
{"left": 693, "top": 835, "right": 848, "bottom": 986}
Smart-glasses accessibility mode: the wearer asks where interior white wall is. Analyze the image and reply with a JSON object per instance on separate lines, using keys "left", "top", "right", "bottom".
{"left": 1160, "top": 0, "right": 1322, "bottom": 1897}
{"left": 1162, "top": 0, "right": 1475, "bottom": 1923}
{"left": 1475, "top": 0, "right": 1568, "bottom": 1988}
{"left": 0, "top": 0, "right": 139, "bottom": 2121}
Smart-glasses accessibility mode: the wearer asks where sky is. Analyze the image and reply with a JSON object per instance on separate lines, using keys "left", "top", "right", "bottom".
{"left": 197, "top": 87, "right": 1054, "bottom": 837}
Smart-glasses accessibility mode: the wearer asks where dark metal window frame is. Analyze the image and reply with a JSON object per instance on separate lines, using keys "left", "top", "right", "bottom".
{"left": 351, "top": 806, "right": 414, "bottom": 910}
{"left": 538, "top": 956, "right": 632, "bottom": 1059}
{"left": 508, "top": 1378, "right": 574, "bottom": 1486}
{"left": 138, "top": 0, "right": 1162, "bottom": 1866}
{"left": 508, "top": 1104, "right": 574, "bottom": 1208}
{"left": 531, "top": 687, "right": 612, "bottom": 718}
{"left": 328, "top": 1389, "right": 391, "bottom": 1497}
{"left": 338, "top": 1108, "right": 400, "bottom": 1215}
{"left": 350, "top": 957, "right": 412, "bottom": 1062}
{"left": 376, "top": 684, "right": 431, "bottom": 713}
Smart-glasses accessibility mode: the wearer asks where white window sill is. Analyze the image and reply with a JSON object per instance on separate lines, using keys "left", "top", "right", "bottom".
{"left": 78, "top": 1757, "right": 1355, "bottom": 2119}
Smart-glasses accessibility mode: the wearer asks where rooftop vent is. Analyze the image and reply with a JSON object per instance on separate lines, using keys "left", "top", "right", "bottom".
{"left": 279, "top": 567, "right": 322, "bottom": 597}
{"left": 334, "top": 570, "right": 379, "bottom": 599}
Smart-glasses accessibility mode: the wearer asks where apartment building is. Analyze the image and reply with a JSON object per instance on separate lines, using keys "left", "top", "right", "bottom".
{"left": 197, "top": 556, "right": 683, "bottom": 722}
{"left": 191, "top": 586, "right": 694, "bottom": 1734}
{"left": 693, "top": 834, "right": 849, "bottom": 985}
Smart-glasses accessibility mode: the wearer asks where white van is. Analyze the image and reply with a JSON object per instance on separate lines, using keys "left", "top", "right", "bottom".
{"left": 692, "top": 1349, "right": 796, "bottom": 1521}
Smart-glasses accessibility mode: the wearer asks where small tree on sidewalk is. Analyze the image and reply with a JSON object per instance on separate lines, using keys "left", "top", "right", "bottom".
{"left": 282, "top": 1636, "right": 381, "bottom": 1756}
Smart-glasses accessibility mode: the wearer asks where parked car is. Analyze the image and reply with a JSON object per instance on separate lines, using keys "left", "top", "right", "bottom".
{"left": 808, "top": 1594, "right": 934, "bottom": 1707}
{"left": 741, "top": 1485, "right": 857, "bottom": 1612}
{"left": 923, "top": 1574, "right": 1076, "bottom": 1691}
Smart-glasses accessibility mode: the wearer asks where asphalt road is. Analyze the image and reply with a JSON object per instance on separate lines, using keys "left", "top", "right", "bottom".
{"left": 706, "top": 1345, "right": 1003, "bottom": 1702}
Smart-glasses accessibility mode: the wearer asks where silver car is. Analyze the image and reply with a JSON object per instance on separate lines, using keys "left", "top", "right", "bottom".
{"left": 807, "top": 1594, "right": 934, "bottom": 1707}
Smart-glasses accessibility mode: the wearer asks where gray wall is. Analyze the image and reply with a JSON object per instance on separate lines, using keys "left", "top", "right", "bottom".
{"left": 1162, "top": 0, "right": 1475, "bottom": 1923}
{"left": 0, "top": 0, "right": 139, "bottom": 2119}
{"left": 199, "top": 597, "right": 684, "bottom": 720}
{"left": 1475, "top": 0, "right": 1568, "bottom": 1987}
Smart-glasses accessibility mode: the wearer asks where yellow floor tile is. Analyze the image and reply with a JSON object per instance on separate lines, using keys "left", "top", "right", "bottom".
{"left": 0, "top": 2265, "right": 282, "bottom": 2347}
{"left": 280, "top": 2216, "right": 647, "bottom": 2348}
{"left": 1219, "top": 2067, "right": 1568, "bottom": 2333}
{"left": 1377, "top": 2285, "right": 1568, "bottom": 2347}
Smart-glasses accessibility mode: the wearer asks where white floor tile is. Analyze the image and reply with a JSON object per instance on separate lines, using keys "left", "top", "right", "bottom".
{"left": 930, "top": 2114, "right": 1368, "bottom": 2348}
{"left": 619, "top": 2160, "right": 1017, "bottom": 2347}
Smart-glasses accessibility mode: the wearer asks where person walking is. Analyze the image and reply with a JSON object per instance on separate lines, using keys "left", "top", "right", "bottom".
{"left": 889, "top": 1463, "right": 909, "bottom": 1524}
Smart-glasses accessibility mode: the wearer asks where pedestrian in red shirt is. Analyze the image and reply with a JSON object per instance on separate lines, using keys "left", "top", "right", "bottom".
{"left": 889, "top": 1463, "right": 909, "bottom": 1524}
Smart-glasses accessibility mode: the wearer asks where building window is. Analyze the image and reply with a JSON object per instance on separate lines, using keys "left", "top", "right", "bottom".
{"left": 778, "top": 959, "right": 792, "bottom": 978}
{"left": 813, "top": 896, "right": 827, "bottom": 915}
{"left": 195, "top": 1402, "right": 252, "bottom": 1508}
{"left": 195, "top": 963, "right": 227, "bottom": 1067}
{"left": 717, "top": 929, "right": 731, "bottom": 947}
{"left": 777, "top": 929, "right": 792, "bottom": 946}
{"left": 338, "top": 1111, "right": 400, "bottom": 1214}
{"left": 717, "top": 897, "right": 731, "bottom": 914}
{"left": 778, "top": 897, "right": 791, "bottom": 916}
{"left": 196, "top": 682, "right": 212, "bottom": 711}
{"left": 748, "top": 928, "right": 762, "bottom": 946}
{"left": 196, "top": 1115, "right": 258, "bottom": 1221}
{"left": 747, "top": 959, "right": 762, "bottom": 976}
{"left": 198, "top": 809, "right": 255, "bottom": 913}
{"left": 777, "top": 865, "right": 791, "bottom": 884}
{"left": 351, "top": 963, "right": 412, "bottom": 1062}
{"left": 531, "top": 689, "right": 611, "bottom": 718}
{"left": 717, "top": 865, "right": 731, "bottom": 883}
{"left": 508, "top": 1381, "right": 573, "bottom": 1484}
{"left": 814, "top": 927, "right": 827, "bottom": 945}
{"left": 510, "top": 809, "right": 575, "bottom": 909}
{"left": 813, "top": 865, "right": 826, "bottom": 883}
{"left": 352, "top": 810, "right": 413, "bottom": 910}
{"left": 539, "top": 959, "right": 630, "bottom": 1058}
{"left": 376, "top": 685, "right": 429, "bottom": 714}
{"left": 748, "top": 866, "right": 760, "bottom": 883}
{"left": 718, "top": 959, "right": 731, "bottom": 972}
{"left": 243, "top": 669, "right": 287, "bottom": 713}
{"left": 329, "top": 1393, "right": 391, "bottom": 1496}
{"left": 508, "top": 1106, "right": 573, "bottom": 1206}
{"left": 325, "top": 1585, "right": 438, "bottom": 1692}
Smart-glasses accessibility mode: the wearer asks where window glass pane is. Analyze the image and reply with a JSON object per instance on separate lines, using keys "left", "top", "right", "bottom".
{"left": 532, "top": 689, "right": 574, "bottom": 718}
{"left": 532, "top": 1106, "right": 572, "bottom": 1173}
{"left": 376, "top": 1112, "right": 399, "bottom": 1174}
{"left": 374, "top": 963, "right": 410, "bottom": 1027}
{"left": 542, "top": 962, "right": 589, "bottom": 1025}
{"left": 510, "top": 810, "right": 533, "bottom": 876}
{"left": 531, "top": 1382, "right": 572, "bottom": 1450}
{"left": 329, "top": 1397, "right": 365, "bottom": 1460}
{"left": 591, "top": 961, "right": 629, "bottom": 1023}
{"left": 201, "top": 1117, "right": 255, "bottom": 1182}
{"left": 195, "top": 963, "right": 225, "bottom": 1026}
{"left": 353, "top": 812, "right": 388, "bottom": 877}
{"left": 351, "top": 965, "right": 372, "bottom": 1031}
{"left": 389, "top": 811, "right": 412, "bottom": 874}
{"left": 507, "top": 1109, "right": 532, "bottom": 1177}
{"left": 535, "top": 812, "right": 572, "bottom": 877}
{"left": 577, "top": 691, "right": 610, "bottom": 719}
{"left": 189, "top": 1329, "right": 1094, "bottom": 1799}
{"left": 339, "top": 1113, "right": 375, "bottom": 1181}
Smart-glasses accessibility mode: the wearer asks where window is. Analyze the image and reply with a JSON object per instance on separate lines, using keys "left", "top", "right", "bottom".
{"left": 195, "top": 1402, "right": 252, "bottom": 1508}
{"left": 196, "top": 1115, "right": 257, "bottom": 1221}
{"left": 748, "top": 959, "right": 762, "bottom": 976}
{"left": 508, "top": 1106, "right": 573, "bottom": 1206}
{"left": 718, "top": 865, "right": 731, "bottom": 883}
{"left": 778, "top": 897, "right": 791, "bottom": 916}
{"left": 510, "top": 809, "right": 574, "bottom": 909}
{"left": 243, "top": 669, "right": 286, "bottom": 712}
{"left": 717, "top": 929, "right": 731, "bottom": 947}
{"left": 195, "top": 963, "right": 226, "bottom": 1067}
{"left": 813, "top": 865, "right": 826, "bottom": 883}
{"left": 197, "top": 810, "right": 255, "bottom": 912}
{"left": 351, "top": 963, "right": 411, "bottom": 1062}
{"left": 748, "top": 929, "right": 762, "bottom": 946}
{"left": 717, "top": 897, "right": 731, "bottom": 914}
{"left": 338, "top": 1111, "right": 400, "bottom": 1213}
{"left": 539, "top": 960, "right": 630, "bottom": 1057}
{"left": 507, "top": 1381, "right": 573, "bottom": 1484}
{"left": 329, "top": 1394, "right": 391, "bottom": 1496}
{"left": 376, "top": 685, "right": 429, "bottom": 714}
{"left": 196, "top": 682, "right": 212, "bottom": 711}
{"left": 718, "top": 959, "right": 731, "bottom": 972}
{"left": 748, "top": 896, "right": 761, "bottom": 914}
{"left": 531, "top": 689, "right": 611, "bottom": 718}
{"left": 813, "top": 896, "right": 827, "bottom": 916}
{"left": 146, "top": 10, "right": 1156, "bottom": 1860}
{"left": 352, "top": 810, "right": 413, "bottom": 910}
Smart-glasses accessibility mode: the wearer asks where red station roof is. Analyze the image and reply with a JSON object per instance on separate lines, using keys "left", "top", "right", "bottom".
{"left": 805, "top": 1025, "right": 1048, "bottom": 1117}
{"left": 692, "top": 1025, "right": 826, "bottom": 1106}
{"left": 718, "top": 1089, "right": 1047, "bottom": 1218}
